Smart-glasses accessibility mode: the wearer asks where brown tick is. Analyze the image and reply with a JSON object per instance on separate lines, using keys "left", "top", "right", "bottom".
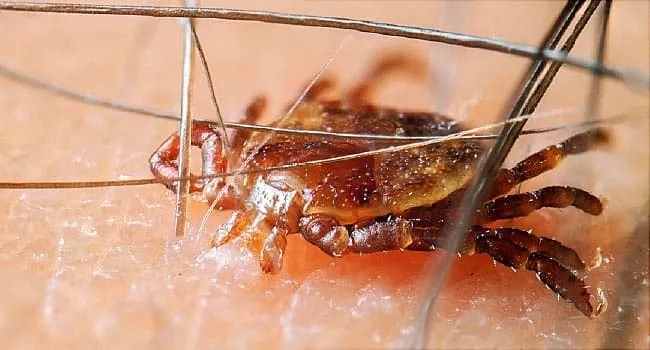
{"left": 149, "top": 57, "right": 609, "bottom": 318}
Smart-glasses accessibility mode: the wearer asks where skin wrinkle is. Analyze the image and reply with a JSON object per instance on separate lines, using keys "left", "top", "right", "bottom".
{"left": 0, "top": 0, "right": 647, "bottom": 348}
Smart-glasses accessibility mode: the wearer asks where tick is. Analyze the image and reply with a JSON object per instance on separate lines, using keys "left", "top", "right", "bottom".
{"left": 149, "top": 57, "right": 609, "bottom": 318}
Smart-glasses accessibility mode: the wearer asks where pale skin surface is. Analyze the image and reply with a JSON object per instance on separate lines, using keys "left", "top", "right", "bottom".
{"left": 0, "top": 0, "right": 648, "bottom": 348}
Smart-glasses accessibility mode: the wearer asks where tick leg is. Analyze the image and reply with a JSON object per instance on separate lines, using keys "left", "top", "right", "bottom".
{"left": 298, "top": 214, "right": 414, "bottom": 256}
{"left": 524, "top": 251, "right": 596, "bottom": 318}
{"left": 490, "top": 128, "right": 610, "bottom": 198}
{"left": 474, "top": 227, "right": 586, "bottom": 274}
{"left": 299, "top": 214, "right": 351, "bottom": 257}
{"left": 346, "top": 54, "right": 423, "bottom": 107}
{"left": 298, "top": 213, "right": 596, "bottom": 316}
{"left": 150, "top": 120, "right": 227, "bottom": 193}
{"left": 232, "top": 96, "right": 267, "bottom": 150}
{"left": 212, "top": 209, "right": 253, "bottom": 248}
{"left": 212, "top": 207, "right": 289, "bottom": 274}
{"left": 347, "top": 218, "right": 414, "bottom": 253}
{"left": 212, "top": 209, "right": 287, "bottom": 273}
{"left": 303, "top": 78, "right": 337, "bottom": 102}
{"left": 474, "top": 233, "right": 594, "bottom": 318}
{"left": 475, "top": 186, "right": 603, "bottom": 224}
{"left": 260, "top": 225, "right": 289, "bottom": 274}
{"left": 409, "top": 224, "right": 594, "bottom": 317}
{"left": 284, "top": 77, "right": 340, "bottom": 112}
{"left": 219, "top": 175, "right": 303, "bottom": 273}
{"left": 150, "top": 120, "right": 240, "bottom": 208}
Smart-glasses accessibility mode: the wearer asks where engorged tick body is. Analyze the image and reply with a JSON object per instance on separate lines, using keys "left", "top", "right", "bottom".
{"left": 149, "top": 57, "right": 608, "bottom": 318}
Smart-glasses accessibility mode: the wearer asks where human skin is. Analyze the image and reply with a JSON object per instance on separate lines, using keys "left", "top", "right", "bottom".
{"left": 0, "top": 0, "right": 648, "bottom": 348}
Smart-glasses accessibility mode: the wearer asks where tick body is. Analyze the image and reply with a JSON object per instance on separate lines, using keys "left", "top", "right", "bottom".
{"left": 150, "top": 58, "right": 608, "bottom": 318}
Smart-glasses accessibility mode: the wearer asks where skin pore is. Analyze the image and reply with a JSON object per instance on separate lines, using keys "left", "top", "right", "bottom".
{"left": 0, "top": 1, "right": 647, "bottom": 348}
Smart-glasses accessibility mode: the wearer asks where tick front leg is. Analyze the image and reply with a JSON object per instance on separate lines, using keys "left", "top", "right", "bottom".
{"left": 150, "top": 120, "right": 239, "bottom": 208}
{"left": 150, "top": 120, "right": 227, "bottom": 193}
{"left": 212, "top": 210, "right": 253, "bottom": 247}
{"left": 212, "top": 209, "right": 289, "bottom": 274}
{"left": 260, "top": 225, "right": 289, "bottom": 274}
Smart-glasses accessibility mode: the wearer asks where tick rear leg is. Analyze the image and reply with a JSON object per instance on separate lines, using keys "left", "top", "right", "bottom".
{"left": 472, "top": 228, "right": 595, "bottom": 317}
{"left": 490, "top": 128, "right": 610, "bottom": 198}
{"left": 409, "top": 223, "right": 597, "bottom": 317}
{"left": 476, "top": 185, "right": 604, "bottom": 224}
{"left": 299, "top": 213, "right": 598, "bottom": 316}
